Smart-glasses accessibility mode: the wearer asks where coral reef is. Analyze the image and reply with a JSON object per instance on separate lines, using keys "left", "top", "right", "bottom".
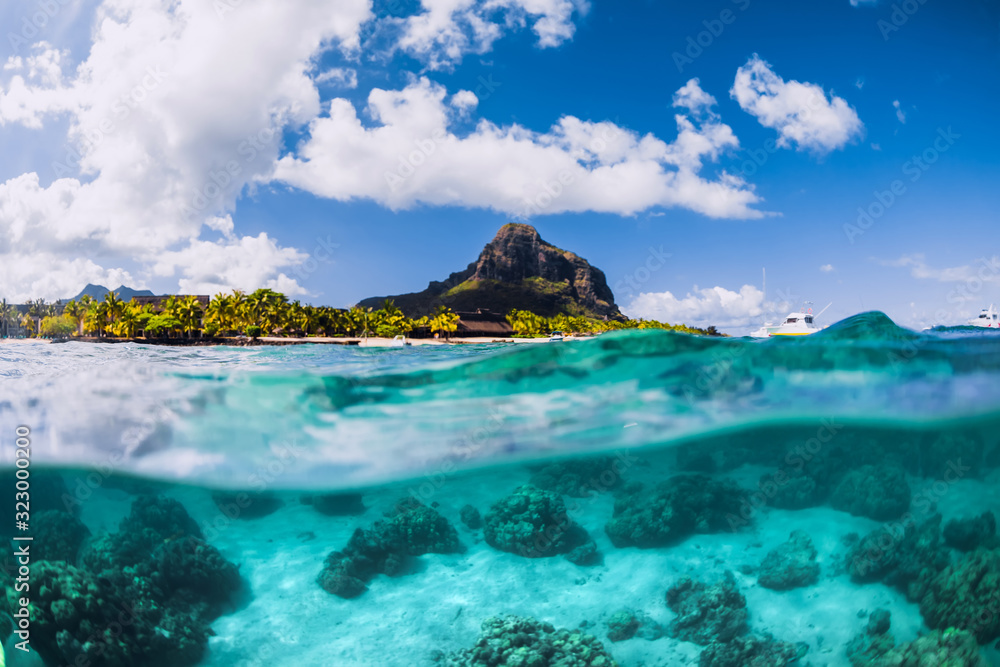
{"left": 879, "top": 628, "right": 985, "bottom": 666}
{"left": 440, "top": 615, "right": 618, "bottom": 666}
{"left": 830, "top": 464, "right": 911, "bottom": 521}
{"left": 318, "top": 498, "right": 463, "bottom": 599}
{"left": 920, "top": 548, "right": 1000, "bottom": 643}
{"left": 846, "top": 609, "right": 895, "bottom": 666}
{"left": 529, "top": 456, "right": 625, "bottom": 497}
{"left": 943, "top": 511, "right": 997, "bottom": 552}
{"left": 7, "top": 494, "right": 241, "bottom": 667}
{"left": 82, "top": 495, "right": 203, "bottom": 571}
{"left": 763, "top": 470, "right": 823, "bottom": 510}
{"left": 32, "top": 510, "right": 91, "bottom": 563}
{"left": 699, "top": 634, "right": 804, "bottom": 667}
{"left": 605, "top": 611, "right": 640, "bottom": 642}
{"left": 483, "top": 486, "right": 596, "bottom": 561}
{"left": 605, "top": 475, "right": 747, "bottom": 548}
{"left": 846, "top": 514, "right": 949, "bottom": 600}
{"left": 665, "top": 571, "right": 748, "bottom": 645}
{"left": 300, "top": 492, "right": 366, "bottom": 516}
{"left": 757, "top": 530, "right": 820, "bottom": 590}
{"left": 460, "top": 504, "right": 482, "bottom": 530}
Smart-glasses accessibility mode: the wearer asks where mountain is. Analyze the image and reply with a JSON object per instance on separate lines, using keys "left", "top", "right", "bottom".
{"left": 64, "top": 284, "right": 155, "bottom": 303}
{"left": 359, "top": 223, "right": 624, "bottom": 320}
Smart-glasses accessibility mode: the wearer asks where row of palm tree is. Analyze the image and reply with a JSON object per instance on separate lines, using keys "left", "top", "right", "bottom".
{"left": 505, "top": 309, "right": 718, "bottom": 336}
{"left": 8, "top": 289, "right": 716, "bottom": 340}
{"left": 36, "top": 289, "right": 460, "bottom": 340}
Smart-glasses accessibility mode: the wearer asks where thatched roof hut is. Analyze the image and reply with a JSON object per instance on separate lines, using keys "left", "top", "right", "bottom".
{"left": 453, "top": 309, "right": 514, "bottom": 337}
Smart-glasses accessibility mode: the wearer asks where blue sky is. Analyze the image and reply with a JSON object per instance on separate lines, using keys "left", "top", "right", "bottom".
{"left": 0, "top": 0, "right": 997, "bottom": 331}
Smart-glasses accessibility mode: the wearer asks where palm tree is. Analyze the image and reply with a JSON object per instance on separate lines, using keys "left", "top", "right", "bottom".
{"left": 85, "top": 301, "right": 110, "bottom": 336}
{"left": 115, "top": 304, "right": 142, "bottom": 338}
{"left": 26, "top": 299, "right": 47, "bottom": 335}
{"left": 0, "top": 299, "right": 13, "bottom": 338}
{"left": 175, "top": 296, "right": 204, "bottom": 338}
{"left": 206, "top": 293, "right": 237, "bottom": 334}
{"left": 104, "top": 291, "right": 124, "bottom": 337}
{"left": 430, "top": 305, "right": 459, "bottom": 340}
{"left": 63, "top": 300, "right": 85, "bottom": 336}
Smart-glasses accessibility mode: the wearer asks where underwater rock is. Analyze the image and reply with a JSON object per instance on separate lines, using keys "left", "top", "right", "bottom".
{"left": 440, "top": 615, "right": 618, "bottom": 666}
{"left": 763, "top": 469, "right": 823, "bottom": 510}
{"left": 880, "top": 629, "right": 985, "bottom": 666}
{"left": 483, "top": 486, "right": 595, "bottom": 560}
{"left": 699, "top": 634, "right": 805, "bottom": 667}
{"left": 919, "top": 548, "right": 1000, "bottom": 643}
{"left": 605, "top": 611, "right": 640, "bottom": 642}
{"left": 82, "top": 495, "right": 203, "bottom": 571}
{"left": 318, "top": 498, "right": 463, "bottom": 599}
{"left": 21, "top": 495, "right": 245, "bottom": 667}
{"left": 8, "top": 560, "right": 212, "bottom": 667}
{"left": 300, "top": 492, "right": 366, "bottom": 516}
{"left": 757, "top": 530, "right": 820, "bottom": 590}
{"left": 845, "top": 608, "right": 895, "bottom": 666}
{"left": 665, "top": 571, "right": 748, "bottom": 646}
{"left": 460, "top": 504, "right": 482, "bottom": 529}
{"left": 943, "top": 511, "right": 997, "bottom": 552}
{"left": 32, "top": 510, "right": 91, "bottom": 563}
{"left": 139, "top": 536, "right": 242, "bottom": 609}
{"left": 846, "top": 514, "right": 949, "bottom": 600}
{"left": 211, "top": 491, "right": 285, "bottom": 519}
{"left": 830, "top": 464, "right": 911, "bottom": 521}
{"left": 564, "top": 540, "right": 602, "bottom": 566}
{"left": 529, "top": 456, "right": 625, "bottom": 497}
{"left": 605, "top": 475, "right": 747, "bottom": 548}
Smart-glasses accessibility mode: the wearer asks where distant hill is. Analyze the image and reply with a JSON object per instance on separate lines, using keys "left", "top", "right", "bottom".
{"left": 63, "top": 284, "right": 155, "bottom": 303}
{"left": 359, "top": 223, "right": 624, "bottom": 320}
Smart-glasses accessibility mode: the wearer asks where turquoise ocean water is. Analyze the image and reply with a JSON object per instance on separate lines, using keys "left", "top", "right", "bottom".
{"left": 1, "top": 311, "right": 999, "bottom": 666}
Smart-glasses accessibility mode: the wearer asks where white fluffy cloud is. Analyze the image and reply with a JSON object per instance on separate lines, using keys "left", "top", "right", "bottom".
{"left": 389, "top": 0, "right": 589, "bottom": 70}
{"left": 0, "top": 0, "right": 372, "bottom": 301}
{"left": 274, "top": 77, "right": 765, "bottom": 219}
{"left": 624, "top": 284, "right": 766, "bottom": 330}
{"left": 820, "top": 264, "right": 835, "bottom": 272}
{"left": 731, "top": 55, "right": 863, "bottom": 153}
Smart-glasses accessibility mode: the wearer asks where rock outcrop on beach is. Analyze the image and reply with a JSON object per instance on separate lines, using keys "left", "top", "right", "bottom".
{"left": 358, "top": 223, "right": 624, "bottom": 320}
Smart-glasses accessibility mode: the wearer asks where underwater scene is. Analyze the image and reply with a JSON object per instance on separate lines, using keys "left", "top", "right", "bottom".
{"left": 2, "top": 312, "right": 1000, "bottom": 667}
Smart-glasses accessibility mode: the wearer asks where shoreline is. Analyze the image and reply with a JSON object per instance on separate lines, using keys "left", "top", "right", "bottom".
{"left": 0, "top": 335, "right": 571, "bottom": 347}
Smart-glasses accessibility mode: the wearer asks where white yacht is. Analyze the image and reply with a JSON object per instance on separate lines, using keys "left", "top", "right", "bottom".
{"left": 967, "top": 305, "right": 999, "bottom": 328}
{"left": 750, "top": 303, "right": 830, "bottom": 338}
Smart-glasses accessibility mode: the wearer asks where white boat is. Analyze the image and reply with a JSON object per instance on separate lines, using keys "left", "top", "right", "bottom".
{"left": 750, "top": 303, "right": 830, "bottom": 338}
{"left": 967, "top": 304, "right": 1000, "bottom": 328}
{"left": 548, "top": 331, "right": 564, "bottom": 342}
{"left": 390, "top": 335, "right": 412, "bottom": 346}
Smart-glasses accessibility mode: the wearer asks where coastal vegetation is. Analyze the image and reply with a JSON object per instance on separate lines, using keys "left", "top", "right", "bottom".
{"left": 1, "top": 288, "right": 717, "bottom": 340}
